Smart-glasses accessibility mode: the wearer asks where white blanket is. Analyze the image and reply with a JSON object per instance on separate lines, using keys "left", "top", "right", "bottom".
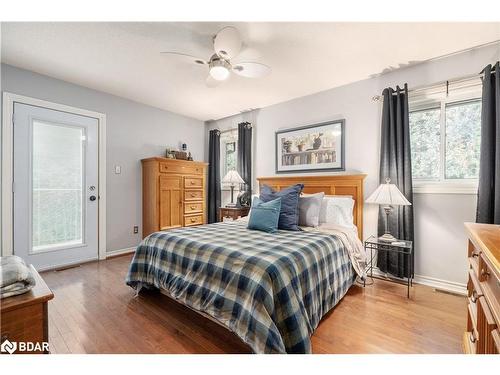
{"left": 302, "top": 224, "right": 367, "bottom": 279}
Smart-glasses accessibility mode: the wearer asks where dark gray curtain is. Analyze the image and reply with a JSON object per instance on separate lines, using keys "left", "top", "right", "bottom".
{"left": 208, "top": 129, "right": 221, "bottom": 223}
{"left": 237, "top": 122, "right": 252, "bottom": 198}
{"left": 377, "top": 84, "right": 415, "bottom": 278}
{"left": 477, "top": 62, "right": 500, "bottom": 224}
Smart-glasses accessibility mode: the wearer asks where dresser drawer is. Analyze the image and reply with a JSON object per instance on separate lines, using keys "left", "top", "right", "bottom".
{"left": 478, "top": 296, "right": 498, "bottom": 354}
{"left": 479, "top": 253, "right": 500, "bottom": 320}
{"left": 468, "top": 300, "right": 479, "bottom": 335}
{"left": 184, "top": 190, "right": 203, "bottom": 201}
{"left": 466, "top": 305, "right": 479, "bottom": 354}
{"left": 184, "top": 214, "right": 203, "bottom": 227}
{"left": 159, "top": 163, "right": 203, "bottom": 175}
{"left": 184, "top": 202, "right": 203, "bottom": 214}
{"left": 184, "top": 177, "right": 203, "bottom": 189}
{"left": 468, "top": 239, "right": 481, "bottom": 258}
{"left": 467, "top": 269, "right": 483, "bottom": 305}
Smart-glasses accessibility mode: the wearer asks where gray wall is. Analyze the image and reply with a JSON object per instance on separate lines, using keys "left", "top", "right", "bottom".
{"left": 207, "top": 43, "right": 500, "bottom": 287}
{"left": 1, "top": 63, "right": 205, "bottom": 253}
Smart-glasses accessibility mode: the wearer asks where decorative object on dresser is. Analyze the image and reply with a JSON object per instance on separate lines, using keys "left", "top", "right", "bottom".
{"left": 365, "top": 178, "right": 412, "bottom": 242}
{"left": 463, "top": 222, "right": 500, "bottom": 354}
{"left": 219, "top": 206, "right": 250, "bottom": 222}
{"left": 275, "top": 120, "right": 345, "bottom": 173}
{"left": 221, "top": 170, "right": 245, "bottom": 207}
{"left": 141, "top": 158, "right": 208, "bottom": 238}
{"left": 1, "top": 265, "right": 53, "bottom": 354}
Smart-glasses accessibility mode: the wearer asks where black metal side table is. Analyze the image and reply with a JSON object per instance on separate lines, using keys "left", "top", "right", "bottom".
{"left": 364, "top": 236, "right": 414, "bottom": 298}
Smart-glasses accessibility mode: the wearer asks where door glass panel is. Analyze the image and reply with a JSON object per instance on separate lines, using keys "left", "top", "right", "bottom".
{"left": 32, "top": 120, "right": 85, "bottom": 252}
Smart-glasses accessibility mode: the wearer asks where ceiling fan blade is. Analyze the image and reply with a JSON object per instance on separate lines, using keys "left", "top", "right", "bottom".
{"left": 232, "top": 62, "right": 271, "bottom": 78}
{"left": 206, "top": 75, "right": 223, "bottom": 88}
{"left": 160, "top": 51, "right": 207, "bottom": 66}
{"left": 213, "top": 26, "right": 241, "bottom": 59}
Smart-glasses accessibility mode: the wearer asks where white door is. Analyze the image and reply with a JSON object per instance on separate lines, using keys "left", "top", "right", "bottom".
{"left": 13, "top": 103, "right": 99, "bottom": 270}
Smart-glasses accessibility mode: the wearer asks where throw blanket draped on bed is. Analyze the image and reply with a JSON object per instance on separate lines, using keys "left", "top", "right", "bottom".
{"left": 126, "top": 221, "right": 357, "bottom": 353}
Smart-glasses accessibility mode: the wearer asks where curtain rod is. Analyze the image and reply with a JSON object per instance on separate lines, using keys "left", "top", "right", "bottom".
{"left": 219, "top": 127, "right": 237, "bottom": 134}
{"left": 216, "top": 122, "right": 251, "bottom": 134}
{"left": 370, "top": 69, "right": 496, "bottom": 102}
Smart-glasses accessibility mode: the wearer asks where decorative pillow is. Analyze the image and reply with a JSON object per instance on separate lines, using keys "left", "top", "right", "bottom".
{"left": 260, "top": 184, "right": 304, "bottom": 231}
{"left": 298, "top": 192, "right": 325, "bottom": 227}
{"left": 247, "top": 197, "right": 282, "bottom": 233}
{"left": 319, "top": 195, "right": 355, "bottom": 228}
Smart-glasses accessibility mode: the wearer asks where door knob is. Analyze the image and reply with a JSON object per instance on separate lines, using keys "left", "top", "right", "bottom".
{"left": 89, "top": 195, "right": 96, "bottom": 201}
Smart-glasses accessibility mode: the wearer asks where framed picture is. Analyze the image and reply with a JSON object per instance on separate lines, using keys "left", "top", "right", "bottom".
{"left": 275, "top": 119, "right": 345, "bottom": 173}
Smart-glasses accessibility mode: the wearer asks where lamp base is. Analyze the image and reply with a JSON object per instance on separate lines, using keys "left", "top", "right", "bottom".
{"left": 378, "top": 233, "right": 398, "bottom": 242}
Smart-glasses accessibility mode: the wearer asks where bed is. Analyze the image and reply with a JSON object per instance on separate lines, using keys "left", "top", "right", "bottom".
{"left": 126, "top": 174, "right": 366, "bottom": 354}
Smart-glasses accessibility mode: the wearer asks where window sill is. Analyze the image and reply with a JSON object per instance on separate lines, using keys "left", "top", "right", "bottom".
{"left": 413, "top": 183, "right": 478, "bottom": 195}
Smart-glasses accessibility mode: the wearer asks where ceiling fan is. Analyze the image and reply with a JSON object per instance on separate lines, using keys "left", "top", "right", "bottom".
{"left": 161, "top": 26, "right": 271, "bottom": 88}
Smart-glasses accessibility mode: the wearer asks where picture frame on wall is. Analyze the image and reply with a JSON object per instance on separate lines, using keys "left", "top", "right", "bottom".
{"left": 275, "top": 119, "right": 345, "bottom": 173}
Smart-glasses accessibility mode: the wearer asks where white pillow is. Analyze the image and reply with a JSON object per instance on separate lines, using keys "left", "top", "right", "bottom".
{"left": 298, "top": 192, "right": 324, "bottom": 227}
{"left": 319, "top": 195, "right": 355, "bottom": 228}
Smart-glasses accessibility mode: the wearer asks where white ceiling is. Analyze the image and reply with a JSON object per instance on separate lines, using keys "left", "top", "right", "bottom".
{"left": 2, "top": 22, "right": 500, "bottom": 121}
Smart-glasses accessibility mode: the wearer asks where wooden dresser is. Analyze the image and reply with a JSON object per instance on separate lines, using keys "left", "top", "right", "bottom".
{"left": 1, "top": 265, "right": 53, "bottom": 354}
{"left": 463, "top": 222, "right": 500, "bottom": 354}
{"left": 142, "top": 158, "right": 208, "bottom": 238}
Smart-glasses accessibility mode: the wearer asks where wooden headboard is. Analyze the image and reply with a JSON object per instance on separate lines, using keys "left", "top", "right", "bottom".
{"left": 257, "top": 175, "right": 366, "bottom": 239}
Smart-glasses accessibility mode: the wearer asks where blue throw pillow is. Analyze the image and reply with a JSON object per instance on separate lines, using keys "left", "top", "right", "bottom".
{"left": 260, "top": 184, "right": 304, "bottom": 231}
{"left": 247, "top": 197, "right": 282, "bottom": 233}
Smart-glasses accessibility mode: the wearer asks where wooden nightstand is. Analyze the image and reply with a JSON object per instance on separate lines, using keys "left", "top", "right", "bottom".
{"left": 1, "top": 265, "right": 54, "bottom": 353}
{"left": 218, "top": 206, "right": 250, "bottom": 222}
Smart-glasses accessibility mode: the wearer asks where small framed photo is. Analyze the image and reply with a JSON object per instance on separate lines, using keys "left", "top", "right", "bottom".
{"left": 275, "top": 119, "right": 345, "bottom": 173}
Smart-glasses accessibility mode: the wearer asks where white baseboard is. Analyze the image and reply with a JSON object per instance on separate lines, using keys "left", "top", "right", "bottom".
{"left": 370, "top": 268, "right": 467, "bottom": 296}
{"left": 106, "top": 247, "right": 136, "bottom": 258}
{"left": 413, "top": 274, "right": 467, "bottom": 295}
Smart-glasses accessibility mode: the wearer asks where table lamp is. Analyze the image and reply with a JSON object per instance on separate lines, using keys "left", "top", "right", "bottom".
{"left": 366, "top": 178, "right": 411, "bottom": 242}
{"left": 222, "top": 170, "right": 245, "bottom": 207}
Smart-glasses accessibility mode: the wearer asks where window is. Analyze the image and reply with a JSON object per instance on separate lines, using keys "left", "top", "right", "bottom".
{"left": 220, "top": 129, "right": 238, "bottom": 179}
{"left": 409, "top": 78, "right": 482, "bottom": 193}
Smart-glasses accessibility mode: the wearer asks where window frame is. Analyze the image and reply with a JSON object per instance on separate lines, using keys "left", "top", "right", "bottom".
{"left": 409, "top": 81, "right": 482, "bottom": 195}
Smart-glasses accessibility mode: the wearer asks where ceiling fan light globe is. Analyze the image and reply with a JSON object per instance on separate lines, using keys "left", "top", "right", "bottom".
{"left": 209, "top": 66, "right": 230, "bottom": 81}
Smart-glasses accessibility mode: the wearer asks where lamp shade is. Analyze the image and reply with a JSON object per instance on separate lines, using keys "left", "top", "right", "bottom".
{"left": 222, "top": 170, "right": 245, "bottom": 184}
{"left": 365, "top": 179, "right": 411, "bottom": 206}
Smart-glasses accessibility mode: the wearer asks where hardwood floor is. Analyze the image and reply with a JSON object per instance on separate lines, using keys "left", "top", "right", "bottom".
{"left": 41, "top": 254, "right": 466, "bottom": 354}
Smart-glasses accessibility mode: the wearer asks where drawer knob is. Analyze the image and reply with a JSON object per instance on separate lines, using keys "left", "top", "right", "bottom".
{"left": 191, "top": 193, "right": 196, "bottom": 197}
{"left": 472, "top": 253, "right": 479, "bottom": 258}
{"left": 470, "top": 331, "right": 477, "bottom": 343}
{"left": 481, "top": 268, "right": 491, "bottom": 279}
{"left": 190, "top": 181, "right": 195, "bottom": 185}
{"left": 190, "top": 206, "right": 196, "bottom": 210}
{"left": 191, "top": 218, "right": 196, "bottom": 223}
{"left": 471, "top": 290, "right": 478, "bottom": 303}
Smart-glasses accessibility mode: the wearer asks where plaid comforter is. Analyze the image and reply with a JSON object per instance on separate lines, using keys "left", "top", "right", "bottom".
{"left": 126, "top": 221, "right": 355, "bottom": 354}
